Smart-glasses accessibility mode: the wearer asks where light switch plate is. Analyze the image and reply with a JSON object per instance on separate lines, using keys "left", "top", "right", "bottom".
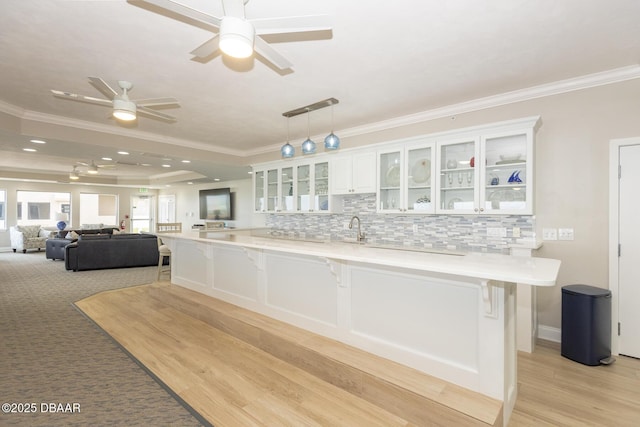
{"left": 542, "top": 228, "right": 558, "bottom": 240}
{"left": 558, "top": 228, "right": 574, "bottom": 241}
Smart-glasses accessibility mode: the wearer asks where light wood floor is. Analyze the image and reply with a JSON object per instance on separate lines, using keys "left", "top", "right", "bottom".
{"left": 76, "top": 283, "right": 640, "bottom": 427}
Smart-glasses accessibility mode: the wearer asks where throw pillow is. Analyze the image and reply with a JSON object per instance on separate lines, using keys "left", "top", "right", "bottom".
{"left": 112, "top": 228, "right": 121, "bottom": 235}
{"left": 69, "top": 230, "right": 80, "bottom": 240}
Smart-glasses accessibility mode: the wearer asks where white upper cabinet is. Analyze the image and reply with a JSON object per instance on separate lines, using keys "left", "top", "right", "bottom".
{"left": 377, "top": 141, "right": 436, "bottom": 213}
{"left": 331, "top": 152, "right": 376, "bottom": 194}
{"left": 254, "top": 116, "right": 539, "bottom": 216}
{"left": 297, "top": 160, "right": 330, "bottom": 213}
{"left": 253, "top": 165, "right": 295, "bottom": 213}
{"left": 436, "top": 119, "right": 537, "bottom": 215}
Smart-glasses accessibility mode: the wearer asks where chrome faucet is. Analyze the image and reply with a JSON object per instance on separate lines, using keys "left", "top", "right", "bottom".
{"left": 349, "top": 215, "right": 366, "bottom": 242}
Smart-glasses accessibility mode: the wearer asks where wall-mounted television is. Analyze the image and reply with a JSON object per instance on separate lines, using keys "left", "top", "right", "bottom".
{"left": 199, "top": 187, "right": 234, "bottom": 220}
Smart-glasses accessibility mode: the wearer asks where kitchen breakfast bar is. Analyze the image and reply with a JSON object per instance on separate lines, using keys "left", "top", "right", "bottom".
{"left": 159, "top": 229, "right": 561, "bottom": 425}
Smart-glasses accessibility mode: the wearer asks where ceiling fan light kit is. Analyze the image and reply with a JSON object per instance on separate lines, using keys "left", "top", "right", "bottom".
{"left": 219, "top": 16, "right": 255, "bottom": 58}
{"left": 112, "top": 97, "right": 137, "bottom": 121}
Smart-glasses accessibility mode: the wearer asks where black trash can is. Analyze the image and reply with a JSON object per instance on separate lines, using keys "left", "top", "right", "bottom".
{"left": 561, "top": 284, "right": 613, "bottom": 366}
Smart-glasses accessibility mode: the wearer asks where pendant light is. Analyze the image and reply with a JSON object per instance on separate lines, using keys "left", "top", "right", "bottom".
{"left": 280, "top": 117, "right": 295, "bottom": 158}
{"left": 301, "top": 110, "right": 316, "bottom": 155}
{"left": 323, "top": 103, "right": 340, "bottom": 150}
{"left": 281, "top": 98, "right": 339, "bottom": 157}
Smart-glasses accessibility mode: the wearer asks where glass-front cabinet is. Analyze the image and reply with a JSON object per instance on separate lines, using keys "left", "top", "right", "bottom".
{"left": 378, "top": 142, "right": 435, "bottom": 213}
{"left": 437, "top": 137, "right": 479, "bottom": 214}
{"left": 481, "top": 130, "right": 532, "bottom": 214}
{"left": 254, "top": 160, "right": 330, "bottom": 213}
{"left": 297, "top": 161, "right": 329, "bottom": 212}
{"left": 254, "top": 170, "right": 265, "bottom": 212}
{"left": 436, "top": 128, "right": 533, "bottom": 215}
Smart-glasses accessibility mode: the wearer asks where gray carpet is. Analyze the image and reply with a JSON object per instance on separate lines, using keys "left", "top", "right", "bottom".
{"left": 0, "top": 250, "right": 205, "bottom": 427}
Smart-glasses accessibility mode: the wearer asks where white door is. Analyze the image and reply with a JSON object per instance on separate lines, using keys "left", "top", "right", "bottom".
{"left": 131, "top": 195, "right": 154, "bottom": 233}
{"left": 618, "top": 144, "right": 640, "bottom": 358}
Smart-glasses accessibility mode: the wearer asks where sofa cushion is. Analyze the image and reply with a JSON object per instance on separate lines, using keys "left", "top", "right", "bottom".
{"left": 78, "top": 234, "right": 111, "bottom": 241}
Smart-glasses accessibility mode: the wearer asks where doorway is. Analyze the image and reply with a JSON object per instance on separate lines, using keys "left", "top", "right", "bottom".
{"left": 609, "top": 137, "right": 640, "bottom": 358}
{"left": 131, "top": 194, "right": 155, "bottom": 233}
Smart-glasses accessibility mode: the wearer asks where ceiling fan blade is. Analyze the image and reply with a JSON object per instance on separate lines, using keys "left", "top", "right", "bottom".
{"left": 51, "top": 90, "right": 113, "bottom": 107}
{"left": 252, "top": 14, "right": 331, "bottom": 35}
{"left": 190, "top": 35, "right": 220, "bottom": 59}
{"left": 254, "top": 37, "right": 293, "bottom": 70}
{"left": 134, "top": 97, "right": 180, "bottom": 108}
{"left": 222, "top": 0, "right": 245, "bottom": 19}
{"left": 137, "top": 106, "right": 177, "bottom": 122}
{"left": 129, "top": 0, "right": 221, "bottom": 30}
{"left": 88, "top": 77, "right": 118, "bottom": 100}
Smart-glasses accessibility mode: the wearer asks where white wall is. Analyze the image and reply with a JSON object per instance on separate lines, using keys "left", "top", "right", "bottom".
{"left": 158, "top": 178, "right": 257, "bottom": 230}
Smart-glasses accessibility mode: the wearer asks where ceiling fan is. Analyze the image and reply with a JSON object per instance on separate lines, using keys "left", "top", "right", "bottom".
{"left": 129, "top": 0, "right": 332, "bottom": 70}
{"left": 51, "top": 77, "right": 180, "bottom": 122}
{"left": 76, "top": 160, "right": 117, "bottom": 175}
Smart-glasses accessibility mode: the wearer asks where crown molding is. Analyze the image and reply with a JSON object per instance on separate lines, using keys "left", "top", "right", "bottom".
{"left": 247, "top": 64, "right": 640, "bottom": 157}
{"left": 2, "top": 65, "right": 639, "bottom": 160}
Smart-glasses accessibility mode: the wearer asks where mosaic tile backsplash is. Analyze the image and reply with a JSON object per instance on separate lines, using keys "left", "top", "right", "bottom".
{"left": 265, "top": 193, "right": 535, "bottom": 254}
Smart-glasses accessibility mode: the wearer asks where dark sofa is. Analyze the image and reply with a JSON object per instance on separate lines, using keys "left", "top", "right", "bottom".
{"left": 65, "top": 233, "right": 160, "bottom": 271}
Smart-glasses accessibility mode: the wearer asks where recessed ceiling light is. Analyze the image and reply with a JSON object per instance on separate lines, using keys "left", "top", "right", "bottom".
{"left": 161, "top": 164, "right": 171, "bottom": 168}
{"left": 30, "top": 139, "right": 47, "bottom": 144}
{"left": 214, "top": 178, "right": 220, "bottom": 182}
{"left": 187, "top": 182, "right": 194, "bottom": 185}
{"left": 23, "top": 148, "right": 37, "bottom": 152}
{"left": 247, "top": 171, "right": 253, "bottom": 175}
{"left": 140, "top": 163, "right": 152, "bottom": 167}
{"left": 181, "top": 160, "right": 191, "bottom": 163}
{"left": 117, "top": 151, "right": 129, "bottom": 155}
{"left": 102, "top": 157, "right": 112, "bottom": 161}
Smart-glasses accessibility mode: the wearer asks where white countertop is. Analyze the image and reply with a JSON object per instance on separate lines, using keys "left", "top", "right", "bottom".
{"left": 160, "top": 230, "right": 561, "bottom": 287}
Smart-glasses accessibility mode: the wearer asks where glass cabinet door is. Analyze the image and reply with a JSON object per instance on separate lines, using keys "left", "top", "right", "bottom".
{"left": 406, "top": 145, "right": 434, "bottom": 213}
{"left": 378, "top": 150, "right": 402, "bottom": 211}
{"left": 296, "top": 164, "right": 311, "bottom": 212}
{"left": 281, "top": 166, "right": 294, "bottom": 212}
{"left": 482, "top": 132, "right": 530, "bottom": 213}
{"left": 267, "top": 168, "right": 278, "bottom": 212}
{"left": 438, "top": 138, "right": 478, "bottom": 213}
{"left": 254, "top": 170, "right": 265, "bottom": 212}
{"left": 314, "top": 161, "right": 329, "bottom": 211}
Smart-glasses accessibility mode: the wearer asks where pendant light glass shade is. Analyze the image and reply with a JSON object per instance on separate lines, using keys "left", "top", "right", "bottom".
{"left": 324, "top": 132, "right": 340, "bottom": 150}
{"left": 301, "top": 138, "right": 316, "bottom": 155}
{"left": 281, "top": 142, "right": 295, "bottom": 158}
{"left": 324, "top": 103, "right": 340, "bottom": 150}
{"left": 301, "top": 111, "right": 316, "bottom": 155}
{"left": 281, "top": 117, "right": 295, "bottom": 158}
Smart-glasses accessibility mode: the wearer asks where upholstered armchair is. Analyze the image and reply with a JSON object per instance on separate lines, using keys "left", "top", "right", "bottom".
{"left": 10, "top": 225, "right": 52, "bottom": 253}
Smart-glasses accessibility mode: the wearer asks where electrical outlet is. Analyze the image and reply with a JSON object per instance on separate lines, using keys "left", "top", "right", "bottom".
{"left": 542, "top": 228, "right": 558, "bottom": 241}
{"left": 412, "top": 224, "right": 419, "bottom": 233}
{"left": 558, "top": 228, "right": 574, "bottom": 241}
{"left": 512, "top": 227, "right": 521, "bottom": 238}
{"left": 343, "top": 222, "right": 350, "bottom": 230}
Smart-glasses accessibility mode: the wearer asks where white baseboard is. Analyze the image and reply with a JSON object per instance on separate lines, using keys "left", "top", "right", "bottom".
{"left": 538, "top": 324, "right": 561, "bottom": 343}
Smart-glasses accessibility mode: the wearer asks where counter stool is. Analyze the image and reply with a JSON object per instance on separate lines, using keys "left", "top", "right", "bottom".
{"left": 157, "top": 238, "right": 171, "bottom": 281}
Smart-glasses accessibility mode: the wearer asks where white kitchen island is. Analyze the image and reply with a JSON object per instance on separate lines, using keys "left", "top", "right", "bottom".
{"left": 159, "top": 230, "right": 561, "bottom": 425}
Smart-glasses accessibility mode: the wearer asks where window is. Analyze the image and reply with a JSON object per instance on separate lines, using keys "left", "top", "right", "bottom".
{"left": 0, "top": 189, "right": 6, "bottom": 230}
{"left": 79, "top": 193, "right": 118, "bottom": 227}
{"left": 16, "top": 191, "right": 71, "bottom": 227}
